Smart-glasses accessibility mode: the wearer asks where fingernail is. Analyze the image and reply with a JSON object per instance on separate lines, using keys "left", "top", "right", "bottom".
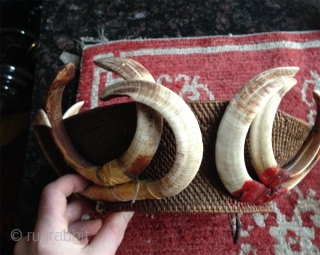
{"left": 123, "top": 211, "right": 134, "bottom": 220}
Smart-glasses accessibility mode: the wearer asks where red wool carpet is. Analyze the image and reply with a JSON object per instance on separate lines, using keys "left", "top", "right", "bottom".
{"left": 78, "top": 31, "right": 320, "bottom": 254}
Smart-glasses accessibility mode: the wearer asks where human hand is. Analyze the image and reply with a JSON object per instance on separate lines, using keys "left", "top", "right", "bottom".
{"left": 14, "top": 174, "right": 134, "bottom": 255}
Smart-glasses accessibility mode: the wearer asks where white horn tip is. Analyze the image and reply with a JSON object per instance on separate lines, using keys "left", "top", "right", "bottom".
{"left": 272, "top": 66, "right": 300, "bottom": 77}
{"left": 63, "top": 101, "right": 85, "bottom": 119}
{"left": 33, "top": 109, "right": 51, "bottom": 127}
{"left": 313, "top": 90, "right": 320, "bottom": 102}
{"left": 94, "top": 58, "right": 110, "bottom": 66}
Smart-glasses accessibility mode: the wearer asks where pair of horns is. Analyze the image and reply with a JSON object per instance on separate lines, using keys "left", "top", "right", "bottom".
{"left": 37, "top": 58, "right": 203, "bottom": 201}
{"left": 216, "top": 67, "right": 320, "bottom": 204}
{"left": 35, "top": 58, "right": 318, "bottom": 204}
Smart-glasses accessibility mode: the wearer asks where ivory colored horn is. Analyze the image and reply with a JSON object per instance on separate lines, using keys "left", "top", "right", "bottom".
{"left": 249, "top": 78, "right": 297, "bottom": 186}
{"left": 250, "top": 79, "right": 320, "bottom": 187}
{"left": 215, "top": 67, "right": 299, "bottom": 204}
{"left": 81, "top": 79, "right": 203, "bottom": 200}
{"left": 93, "top": 57, "right": 163, "bottom": 185}
{"left": 62, "top": 101, "right": 84, "bottom": 119}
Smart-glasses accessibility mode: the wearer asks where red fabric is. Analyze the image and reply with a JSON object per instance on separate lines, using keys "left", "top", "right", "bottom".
{"left": 78, "top": 31, "right": 320, "bottom": 254}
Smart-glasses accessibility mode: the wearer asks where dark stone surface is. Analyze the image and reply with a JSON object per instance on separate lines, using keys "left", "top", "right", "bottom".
{"left": 17, "top": 0, "right": 320, "bottom": 233}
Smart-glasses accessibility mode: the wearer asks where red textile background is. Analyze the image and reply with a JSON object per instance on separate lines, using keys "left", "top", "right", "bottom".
{"left": 78, "top": 31, "right": 320, "bottom": 254}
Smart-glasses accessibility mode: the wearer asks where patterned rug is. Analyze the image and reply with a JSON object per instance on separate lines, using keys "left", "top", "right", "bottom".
{"left": 78, "top": 31, "right": 320, "bottom": 254}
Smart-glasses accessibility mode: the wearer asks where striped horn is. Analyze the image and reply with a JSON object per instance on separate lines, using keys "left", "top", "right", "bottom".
{"left": 45, "top": 59, "right": 163, "bottom": 186}
{"left": 215, "top": 67, "right": 300, "bottom": 204}
{"left": 81, "top": 80, "right": 203, "bottom": 201}
{"left": 93, "top": 57, "right": 163, "bottom": 185}
{"left": 250, "top": 78, "right": 320, "bottom": 187}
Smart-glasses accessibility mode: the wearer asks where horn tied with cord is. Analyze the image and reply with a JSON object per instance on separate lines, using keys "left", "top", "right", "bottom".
{"left": 33, "top": 58, "right": 319, "bottom": 207}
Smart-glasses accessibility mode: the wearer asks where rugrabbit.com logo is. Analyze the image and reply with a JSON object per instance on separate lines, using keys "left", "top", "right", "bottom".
{"left": 11, "top": 229, "right": 89, "bottom": 243}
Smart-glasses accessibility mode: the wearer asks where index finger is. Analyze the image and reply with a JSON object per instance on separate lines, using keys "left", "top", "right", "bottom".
{"left": 34, "top": 174, "right": 90, "bottom": 233}
{"left": 86, "top": 212, "right": 134, "bottom": 254}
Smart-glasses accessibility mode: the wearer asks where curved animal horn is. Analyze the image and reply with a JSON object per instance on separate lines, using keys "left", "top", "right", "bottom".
{"left": 284, "top": 90, "right": 320, "bottom": 172}
{"left": 33, "top": 107, "right": 79, "bottom": 176}
{"left": 45, "top": 60, "right": 163, "bottom": 186}
{"left": 94, "top": 57, "right": 155, "bottom": 81}
{"left": 62, "top": 101, "right": 84, "bottom": 119}
{"left": 33, "top": 109, "right": 51, "bottom": 128}
{"left": 45, "top": 63, "right": 103, "bottom": 183}
{"left": 81, "top": 79, "right": 203, "bottom": 201}
{"left": 281, "top": 149, "right": 320, "bottom": 190}
{"left": 93, "top": 57, "right": 163, "bottom": 185}
{"left": 249, "top": 78, "right": 297, "bottom": 186}
{"left": 33, "top": 102, "right": 87, "bottom": 182}
{"left": 215, "top": 67, "right": 300, "bottom": 204}
{"left": 250, "top": 79, "right": 320, "bottom": 187}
